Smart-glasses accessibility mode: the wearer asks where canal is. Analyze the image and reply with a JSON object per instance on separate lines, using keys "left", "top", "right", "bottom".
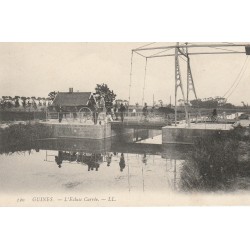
{"left": 0, "top": 129, "right": 186, "bottom": 195}
{"left": 1, "top": 126, "right": 250, "bottom": 205}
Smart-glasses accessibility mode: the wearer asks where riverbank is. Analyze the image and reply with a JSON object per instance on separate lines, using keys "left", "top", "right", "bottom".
{"left": 0, "top": 110, "right": 46, "bottom": 122}
{"left": 0, "top": 122, "right": 53, "bottom": 154}
{"left": 180, "top": 126, "right": 250, "bottom": 192}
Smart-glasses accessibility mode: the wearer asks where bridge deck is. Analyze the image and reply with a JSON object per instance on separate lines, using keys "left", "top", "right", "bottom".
{"left": 111, "top": 120, "right": 170, "bottom": 130}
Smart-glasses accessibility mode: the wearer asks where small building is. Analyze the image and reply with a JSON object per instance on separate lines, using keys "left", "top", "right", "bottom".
{"left": 116, "top": 99, "right": 129, "bottom": 106}
{"left": 50, "top": 88, "right": 97, "bottom": 112}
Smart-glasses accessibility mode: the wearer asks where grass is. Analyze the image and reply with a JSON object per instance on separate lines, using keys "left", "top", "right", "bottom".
{"left": 180, "top": 126, "right": 250, "bottom": 192}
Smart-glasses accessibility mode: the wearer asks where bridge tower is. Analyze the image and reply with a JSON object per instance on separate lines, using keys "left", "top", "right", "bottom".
{"left": 174, "top": 43, "right": 189, "bottom": 126}
{"left": 186, "top": 47, "right": 197, "bottom": 103}
{"left": 132, "top": 42, "right": 249, "bottom": 127}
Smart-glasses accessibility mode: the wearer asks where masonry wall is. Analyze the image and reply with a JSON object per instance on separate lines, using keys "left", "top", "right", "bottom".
{"left": 43, "top": 123, "right": 112, "bottom": 139}
{"left": 42, "top": 122, "right": 155, "bottom": 141}
{"left": 162, "top": 126, "right": 230, "bottom": 144}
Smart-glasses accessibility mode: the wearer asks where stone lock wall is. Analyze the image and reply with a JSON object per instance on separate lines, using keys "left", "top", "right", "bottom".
{"left": 162, "top": 126, "right": 230, "bottom": 144}
{"left": 44, "top": 123, "right": 112, "bottom": 139}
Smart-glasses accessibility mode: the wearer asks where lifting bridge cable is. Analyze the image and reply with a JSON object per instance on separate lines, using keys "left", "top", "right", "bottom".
{"left": 179, "top": 55, "right": 187, "bottom": 62}
{"left": 140, "top": 43, "right": 189, "bottom": 107}
{"left": 129, "top": 43, "right": 155, "bottom": 107}
{"left": 142, "top": 58, "right": 148, "bottom": 106}
{"left": 133, "top": 43, "right": 157, "bottom": 58}
{"left": 211, "top": 47, "right": 243, "bottom": 53}
{"left": 222, "top": 56, "right": 248, "bottom": 98}
{"left": 147, "top": 43, "right": 187, "bottom": 58}
{"left": 134, "top": 51, "right": 147, "bottom": 58}
{"left": 128, "top": 51, "right": 134, "bottom": 108}
{"left": 188, "top": 42, "right": 242, "bottom": 53}
{"left": 148, "top": 47, "right": 175, "bottom": 58}
{"left": 225, "top": 57, "right": 249, "bottom": 99}
{"left": 134, "top": 42, "right": 156, "bottom": 50}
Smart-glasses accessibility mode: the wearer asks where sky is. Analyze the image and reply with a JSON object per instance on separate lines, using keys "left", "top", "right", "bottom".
{"left": 0, "top": 42, "right": 249, "bottom": 106}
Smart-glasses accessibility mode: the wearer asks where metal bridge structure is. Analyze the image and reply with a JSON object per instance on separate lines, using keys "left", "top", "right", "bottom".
{"left": 130, "top": 42, "right": 250, "bottom": 126}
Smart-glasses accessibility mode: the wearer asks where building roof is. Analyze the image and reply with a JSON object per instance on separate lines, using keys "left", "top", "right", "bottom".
{"left": 52, "top": 92, "right": 93, "bottom": 107}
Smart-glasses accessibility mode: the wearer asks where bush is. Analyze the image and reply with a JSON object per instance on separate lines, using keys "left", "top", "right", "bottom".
{"left": 0, "top": 123, "right": 53, "bottom": 154}
{"left": 180, "top": 129, "right": 243, "bottom": 192}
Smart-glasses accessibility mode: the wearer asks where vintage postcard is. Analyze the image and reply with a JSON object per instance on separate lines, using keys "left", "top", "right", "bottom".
{"left": 0, "top": 42, "right": 250, "bottom": 206}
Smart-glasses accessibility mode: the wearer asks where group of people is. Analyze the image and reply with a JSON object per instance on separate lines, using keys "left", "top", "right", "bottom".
{"left": 55, "top": 151, "right": 102, "bottom": 170}
{"left": 112, "top": 102, "right": 127, "bottom": 122}
{"left": 54, "top": 150, "right": 126, "bottom": 172}
{"left": 90, "top": 97, "right": 128, "bottom": 124}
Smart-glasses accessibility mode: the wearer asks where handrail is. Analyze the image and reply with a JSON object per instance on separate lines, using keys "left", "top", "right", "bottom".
{"left": 46, "top": 111, "right": 107, "bottom": 124}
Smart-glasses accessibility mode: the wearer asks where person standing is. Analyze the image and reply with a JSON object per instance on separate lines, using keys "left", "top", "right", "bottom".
{"left": 212, "top": 108, "right": 217, "bottom": 122}
{"left": 114, "top": 102, "right": 119, "bottom": 120}
{"left": 106, "top": 106, "right": 113, "bottom": 122}
{"left": 58, "top": 106, "right": 63, "bottom": 123}
{"left": 119, "top": 103, "right": 126, "bottom": 122}
{"left": 132, "top": 108, "right": 136, "bottom": 117}
{"left": 100, "top": 95, "right": 105, "bottom": 112}
{"left": 73, "top": 106, "right": 77, "bottom": 120}
{"left": 142, "top": 103, "right": 148, "bottom": 121}
{"left": 93, "top": 103, "right": 99, "bottom": 125}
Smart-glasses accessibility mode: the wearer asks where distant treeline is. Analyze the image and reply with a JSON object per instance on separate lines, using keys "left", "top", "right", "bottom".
{"left": 190, "top": 98, "right": 235, "bottom": 109}
{"left": 0, "top": 95, "right": 53, "bottom": 110}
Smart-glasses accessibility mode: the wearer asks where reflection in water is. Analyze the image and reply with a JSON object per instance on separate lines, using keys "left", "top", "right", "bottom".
{"left": 1, "top": 126, "right": 249, "bottom": 194}
{"left": 142, "top": 153, "right": 147, "bottom": 165}
{"left": 53, "top": 150, "right": 103, "bottom": 171}
{"left": 106, "top": 153, "right": 112, "bottom": 167}
{"left": 119, "top": 153, "right": 125, "bottom": 172}
{"left": 55, "top": 151, "right": 63, "bottom": 168}
{"left": 0, "top": 132, "right": 185, "bottom": 194}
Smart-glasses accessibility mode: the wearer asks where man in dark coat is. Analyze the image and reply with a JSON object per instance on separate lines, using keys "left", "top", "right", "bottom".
{"left": 119, "top": 103, "right": 126, "bottom": 122}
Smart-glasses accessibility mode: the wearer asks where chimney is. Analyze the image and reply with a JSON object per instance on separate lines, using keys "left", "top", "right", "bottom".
{"left": 69, "top": 87, "right": 73, "bottom": 93}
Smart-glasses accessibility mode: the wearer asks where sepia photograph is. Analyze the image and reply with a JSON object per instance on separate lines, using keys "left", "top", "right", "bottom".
{"left": 2, "top": 1, "right": 250, "bottom": 250}
{"left": 0, "top": 42, "right": 250, "bottom": 206}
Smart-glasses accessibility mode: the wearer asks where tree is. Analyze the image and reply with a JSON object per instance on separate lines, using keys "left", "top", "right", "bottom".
{"left": 222, "top": 103, "right": 235, "bottom": 109}
{"left": 94, "top": 83, "right": 116, "bottom": 107}
{"left": 190, "top": 98, "right": 218, "bottom": 109}
{"left": 48, "top": 91, "right": 57, "bottom": 101}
